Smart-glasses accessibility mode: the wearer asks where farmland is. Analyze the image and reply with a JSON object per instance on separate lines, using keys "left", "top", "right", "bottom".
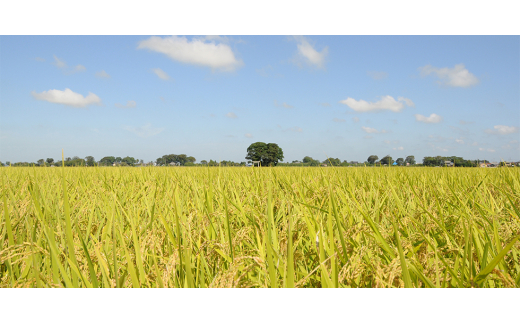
{"left": 1, "top": 166, "right": 519, "bottom": 288}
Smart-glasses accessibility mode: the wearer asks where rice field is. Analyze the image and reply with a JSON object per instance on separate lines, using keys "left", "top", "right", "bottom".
{"left": 1, "top": 166, "right": 519, "bottom": 288}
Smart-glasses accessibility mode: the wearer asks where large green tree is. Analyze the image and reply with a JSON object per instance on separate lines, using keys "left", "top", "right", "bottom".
{"left": 367, "top": 155, "right": 378, "bottom": 165}
{"left": 380, "top": 155, "right": 393, "bottom": 165}
{"left": 245, "top": 142, "right": 284, "bottom": 166}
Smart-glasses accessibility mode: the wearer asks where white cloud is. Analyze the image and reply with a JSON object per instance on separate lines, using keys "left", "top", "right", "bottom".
{"left": 115, "top": 101, "right": 136, "bottom": 109}
{"left": 485, "top": 125, "right": 519, "bottom": 135}
{"left": 137, "top": 36, "right": 243, "bottom": 72}
{"left": 333, "top": 118, "right": 345, "bottom": 123}
{"left": 226, "top": 112, "right": 237, "bottom": 119}
{"left": 95, "top": 70, "right": 111, "bottom": 78}
{"left": 274, "top": 100, "right": 294, "bottom": 109}
{"left": 74, "top": 65, "right": 86, "bottom": 72}
{"left": 363, "top": 135, "right": 373, "bottom": 139}
{"left": 152, "top": 68, "right": 170, "bottom": 80}
{"left": 456, "top": 139, "right": 464, "bottom": 144}
{"left": 352, "top": 117, "right": 360, "bottom": 123}
{"left": 420, "top": 64, "right": 479, "bottom": 88}
{"left": 293, "top": 36, "right": 328, "bottom": 69}
{"left": 393, "top": 146, "right": 404, "bottom": 151}
{"left": 52, "top": 55, "right": 85, "bottom": 74}
{"left": 414, "top": 113, "right": 443, "bottom": 123}
{"left": 52, "top": 55, "right": 66, "bottom": 68}
{"left": 339, "top": 95, "right": 414, "bottom": 112}
{"left": 123, "top": 123, "right": 164, "bottom": 138}
{"left": 479, "top": 148, "right": 484, "bottom": 151}
{"left": 245, "top": 133, "right": 253, "bottom": 138}
{"left": 286, "top": 126, "right": 303, "bottom": 133}
{"left": 362, "top": 126, "right": 379, "bottom": 134}
{"left": 367, "top": 71, "right": 388, "bottom": 80}
{"left": 31, "top": 88, "right": 101, "bottom": 108}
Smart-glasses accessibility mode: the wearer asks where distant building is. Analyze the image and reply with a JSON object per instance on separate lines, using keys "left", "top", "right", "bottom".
{"left": 443, "top": 160, "right": 454, "bottom": 167}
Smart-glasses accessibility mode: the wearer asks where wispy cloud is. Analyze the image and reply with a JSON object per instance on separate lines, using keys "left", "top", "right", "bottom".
{"left": 226, "top": 112, "right": 237, "bottom": 119}
{"left": 95, "top": 70, "right": 111, "bottom": 78}
{"left": 31, "top": 88, "right": 101, "bottom": 108}
{"left": 340, "top": 95, "right": 414, "bottom": 112}
{"left": 362, "top": 126, "right": 379, "bottom": 134}
{"left": 479, "top": 147, "right": 495, "bottom": 152}
{"left": 123, "top": 123, "right": 164, "bottom": 138}
{"left": 459, "top": 120, "right": 474, "bottom": 125}
{"left": 393, "top": 146, "right": 404, "bottom": 151}
{"left": 419, "top": 63, "right": 479, "bottom": 88}
{"left": 333, "top": 118, "right": 345, "bottom": 123}
{"left": 274, "top": 100, "right": 294, "bottom": 109}
{"left": 367, "top": 71, "right": 388, "bottom": 80}
{"left": 485, "top": 125, "right": 519, "bottom": 135}
{"left": 152, "top": 68, "right": 170, "bottom": 80}
{"left": 34, "top": 57, "right": 45, "bottom": 62}
{"left": 292, "top": 36, "right": 328, "bottom": 69}
{"left": 115, "top": 100, "right": 136, "bottom": 109}
{"left": 138, "top": 36, "right": 243, "bottom": 72}
{"left": 245, "top": 133, "right": 253, "bottom": 138}
{"left": 285, "top": 126, "right": 303, "bottom": 133}
{"left": 352, "top": 117, "right": 360, "bottom": 123}
{"left": 414, "top": 113, "right": 443, "bottom": 123}
{"left": 455, "top": 139, "right": 464, "bottom": 144}
{"left": 52, "top": 55, "right": 86, "bottom": 74}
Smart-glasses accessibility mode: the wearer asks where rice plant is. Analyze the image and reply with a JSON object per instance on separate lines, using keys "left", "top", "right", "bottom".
{"left": 1, "top": 166, "right": 519, "bottom": 287}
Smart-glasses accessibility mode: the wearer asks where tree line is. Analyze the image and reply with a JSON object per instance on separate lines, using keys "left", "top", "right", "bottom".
{"left": 0, "top": 142, "right": 497, "bottom": 168}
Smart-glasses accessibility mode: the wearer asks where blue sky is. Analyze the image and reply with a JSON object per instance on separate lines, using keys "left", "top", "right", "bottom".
{"left": 0, "top": 35, "right": 519, "bottom": 163}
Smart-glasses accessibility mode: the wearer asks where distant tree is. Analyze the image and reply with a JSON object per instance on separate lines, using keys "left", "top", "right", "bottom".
{"left": 367, "top": 155, "right": 378, "bottom": 165}
{"left": 245, "top": 142, "right": 284, "bottom": 166}
{"left": 200, "top": 160, "right": 208, "bottom": 165}
{"left": 208, "top": 159, "right": 218, "bottom": 166}
{"left": 322, "top": 157, "right": 341, "bottom": 166}
{"left": 396, "top": 158, "right": 404, "bottom": 166}
{"left": 99, "top": 156, "right": 116, "bottom": 166}
{"left": 85, "top": 156, "right": 96, "bottom": 166}
{"left": 405, "top": 155, "right": 416, "bottom": 165}
{"left": 380, "top": 155, "right": 393, "bottom": 165}
{"left": 46, "top": 158, "right": 54, "bottom": 164}
{"left": 122, "top": 156, "right": 137, "bottom": 166}
{"left": 187, "top": 156, "right": 196, "bottom": 164}
{"left": 72, "top": 156, "right": 81, "bottom": 160}
{"left": 302, "top": 156, "right": 313, "bottom": 163}
{"left": 65, "top": 157, "right": 72, "bottom": 162}
{"left": 115, "top": 157, "right": 122, "bottom": 163}
{"left": 37, "top": 159, "right": 45, "bottom": 166}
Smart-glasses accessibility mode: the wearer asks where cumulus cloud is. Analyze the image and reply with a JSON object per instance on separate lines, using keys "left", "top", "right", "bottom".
{"left": 152, "top": 68, "right": 170, "bottom": 80}
{"left": 226, "top": 112, "right": 237, "bottom": 119}
{"left": 123, "top": 123, "right": 164, "bottom": 138}
{"left": 95, "top": 70, "right": 111, "bottom": 78}
{"left": 245, "top": 133, "right": 253, "bottom": 138}
{"left": 485, "top": 125, "right": 519, "bottom": 135}
{"left": 31, "top": 88, "right": 101, "bottom": 108}
{"left": 414, "top": 113, "right": 443, "bottom": 123}
{"left": 274, "top": 100, "right": 294, "bottom": 109}
{"left": 367, "top": 71, "right": 388, "bottom": 80}
{"left": 292, "top": 36, "right": 328, "bottom": 69}
{"left": 115, "top": 101, "right": 136, "bottom": 109}
{"left": 420, "top": 64, "right": 479, "bottom": 88}
{"left": 137, "top": 36, "right": 243, "bottom": 72}
{"left": 333, "top": 118, "right": 345, "bottom": 123}
{"left": 339, "top": 95, "right": 414, "bottom": 112}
